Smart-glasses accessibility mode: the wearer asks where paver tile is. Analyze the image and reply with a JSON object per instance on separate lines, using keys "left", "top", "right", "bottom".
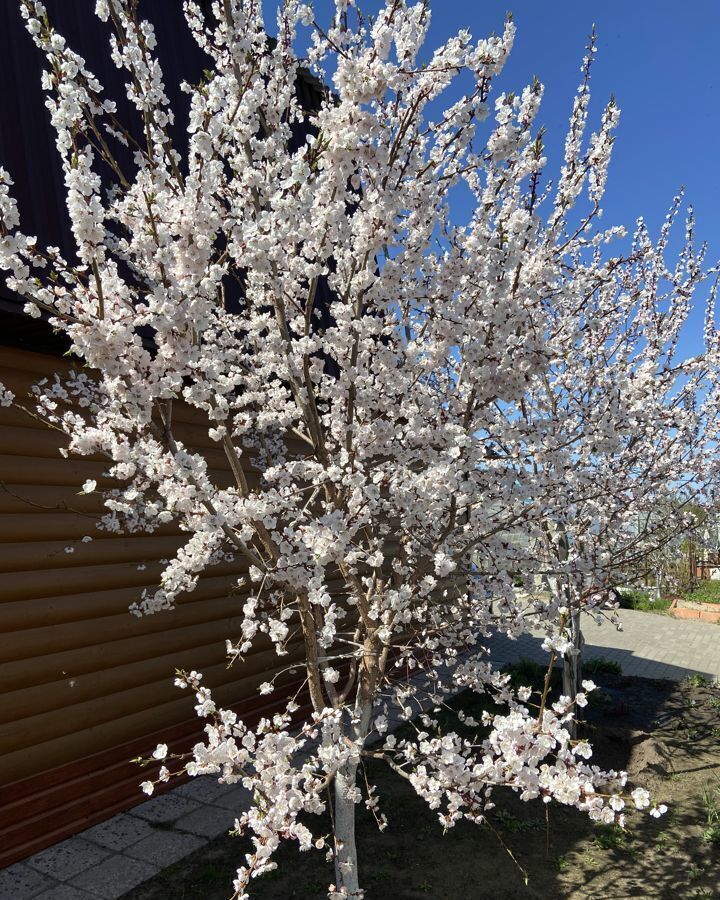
{"left": 488, "top": 609, "right": 720, "bottom": 682}
{"left": 70, "top": 854, "right": 157, "bottom": 898}
{"left": 0, "top": 862, "right": 47, "bottom": 900}
{"left": 173, "top": 776, "right": 232, "bottom": 803}
{"left": 128, "top": 794, "right": 201, "bottom": 825}
{"left": 33, "top": 886, "right": 97, "bottom": 900}
{"left": 124, "top": 830, "right": 203, "bottom": 866}
{"left": 209, "top": 785, "right": 252, "bottom": 811}
{"left": 80, "top": 813, "right": 155, "bottom": 852}
{"left": 26, "top": 837, "right": 111, "bottom": 882}
{"left": 174, "top": 803, "right": 235, "bottom": 838}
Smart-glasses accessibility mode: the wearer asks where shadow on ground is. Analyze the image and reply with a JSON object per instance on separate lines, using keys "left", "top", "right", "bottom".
{"left": 487, "top": 623, "right": 720, "bottom": 683}
{"left": 118, "top": 670, "right": 720, "bottom": 900}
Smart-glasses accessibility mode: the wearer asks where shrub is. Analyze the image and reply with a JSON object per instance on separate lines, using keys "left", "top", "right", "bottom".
{"left": 617, "top": 588, "right": 650, "bottom": 609}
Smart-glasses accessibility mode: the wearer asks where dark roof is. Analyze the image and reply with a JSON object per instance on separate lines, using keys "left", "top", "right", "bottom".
{"left": 0, "top": 0, "right": 326, "bottom": 353}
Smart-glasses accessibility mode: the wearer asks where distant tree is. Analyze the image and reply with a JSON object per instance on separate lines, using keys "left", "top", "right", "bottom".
{"left": 625, "top": 501, "right": 709, "bottom": 594}
{"left": 1, "top": 2, "right": 718, "bottom": 896}
{"left": 515, "top": 177, "right": 718, "bottom": 709}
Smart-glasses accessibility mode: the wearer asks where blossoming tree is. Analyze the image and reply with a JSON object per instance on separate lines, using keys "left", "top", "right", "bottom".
{"left": 1, "top": 1, "right": 718, "bottom": 896}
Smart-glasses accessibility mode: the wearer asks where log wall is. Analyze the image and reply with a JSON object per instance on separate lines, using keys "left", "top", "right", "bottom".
{"left": 0, "top": 345, "right": 306, "bottom": 867}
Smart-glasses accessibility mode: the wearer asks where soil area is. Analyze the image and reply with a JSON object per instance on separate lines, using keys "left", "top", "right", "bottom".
{"left": 121, "top": 670, "right": 720, "bottom": 900}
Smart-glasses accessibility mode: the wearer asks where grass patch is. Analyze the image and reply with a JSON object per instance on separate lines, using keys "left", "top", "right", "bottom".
{"left": 592, "top": 824, "right": 629, "bottom": 852}
{"left": 493, "top": 809, "right": 544, "bottom": 833}
{"left": 617, "top": 588, "right": 672, "bottom": 613}
{"left": 684, "top": 581, "right": 720, "bottom": 605}
{"left": 502, "top": 657, "right": 546, "bottom": 687}
{"left": 583, "top": 657, "right": 622, "bottom": 677}
{"left": 702, "top": 783, "right": 720, "bottom": 844}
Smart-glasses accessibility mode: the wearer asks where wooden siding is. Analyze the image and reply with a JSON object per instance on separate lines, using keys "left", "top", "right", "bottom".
{"left": 0, "top": 345, "right": 308, "bottom": 868}
{"left": 0, "top": 1, "right": 327, "bottom": 868}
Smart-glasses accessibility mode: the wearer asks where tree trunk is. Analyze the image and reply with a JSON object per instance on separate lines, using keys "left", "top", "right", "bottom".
{"left": 332, "top": 682, "right": 374, "bottom": 897}
{"left": 562, "top": 609, "right": 584, "bottom": 739}
{"left": 333, "top": 758, "right": 362, "bottom": 897}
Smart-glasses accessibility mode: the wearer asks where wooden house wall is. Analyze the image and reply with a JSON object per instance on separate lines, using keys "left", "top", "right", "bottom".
{"left": 0, "top": 1, "right": 328, "bottom": 867}
{"left": 0, "top": 345, "right": 308, "bottom": 867}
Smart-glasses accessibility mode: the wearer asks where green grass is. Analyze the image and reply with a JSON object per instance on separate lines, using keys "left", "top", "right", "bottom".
{"left": 684, "top": 581, "right": 720, "bottom": 605}
{"left": 702, "top": 783, "right": 720, "bottom": 844}
{"left": 493, "top": 809, "right": 544, "bottom": 833}
{"left": 583, "top": 656, "right": 622, "bottom": 677}
{"left": 617, "top": 588, "right": 673, "bottom": 613}
{"left": 501, "top": 657, "right": 546, "bottom": 687}
{"left": 592, "top": 824, "right": 628, "bottom": 851}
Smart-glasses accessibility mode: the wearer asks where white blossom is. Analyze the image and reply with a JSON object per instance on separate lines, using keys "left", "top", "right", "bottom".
{"left": 631, "top": 788, "right": 651, "bottom": 810}
{"left": 2, "top": 3, "right": 707, "bottom": 896}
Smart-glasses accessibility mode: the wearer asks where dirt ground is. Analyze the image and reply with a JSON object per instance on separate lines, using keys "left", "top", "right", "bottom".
{"left": 121, "top": 669, "right": 720, "bottom": 900}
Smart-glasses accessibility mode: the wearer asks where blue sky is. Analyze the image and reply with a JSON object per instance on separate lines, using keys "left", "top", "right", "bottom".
{"left": 426, "top": 1, "right": 720, "bottom": 362}
{"left": 265, "top": 1, "right": 720, "bottom": 357}
{"left": 425, "top": 1, "right": 719, "bottom": 246}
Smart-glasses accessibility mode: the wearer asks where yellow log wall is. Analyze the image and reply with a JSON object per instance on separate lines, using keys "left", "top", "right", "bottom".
{"left": 0, "top": 345, "right": 306, "bottom": 866}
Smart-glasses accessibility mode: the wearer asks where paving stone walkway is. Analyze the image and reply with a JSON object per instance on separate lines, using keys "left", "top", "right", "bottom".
{"left": 487, "top": 608, "right": 720, "bottom": 682}
{"left": 3, "top": 610, "right": 719, "bottom": 900}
